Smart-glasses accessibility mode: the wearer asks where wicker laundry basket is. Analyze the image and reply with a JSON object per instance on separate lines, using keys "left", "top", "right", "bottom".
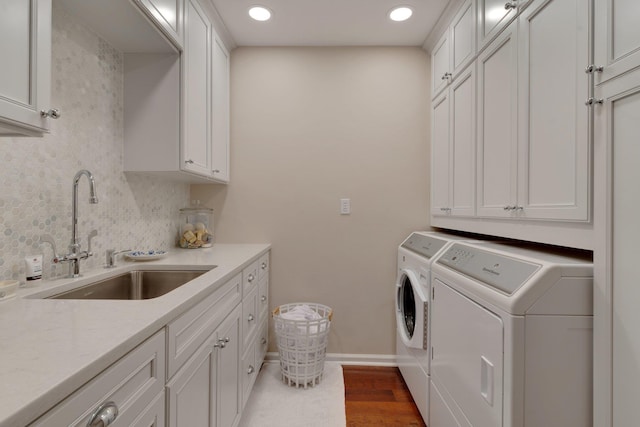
{"left": 272, "top": 303, "right": 333, "bottom": 389}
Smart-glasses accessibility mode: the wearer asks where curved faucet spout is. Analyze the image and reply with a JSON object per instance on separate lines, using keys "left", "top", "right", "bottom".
{"left": 71, "top": 169, "right": 98, "bottom": 252}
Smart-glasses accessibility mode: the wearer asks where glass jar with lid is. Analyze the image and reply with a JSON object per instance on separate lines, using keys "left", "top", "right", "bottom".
{"left": 178, "top": 203, "right": 214, "bottom": 249}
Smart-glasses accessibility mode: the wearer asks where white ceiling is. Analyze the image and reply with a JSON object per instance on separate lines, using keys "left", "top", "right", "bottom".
{"left": 209, "top": 0, "right": 452, "bottom": 47}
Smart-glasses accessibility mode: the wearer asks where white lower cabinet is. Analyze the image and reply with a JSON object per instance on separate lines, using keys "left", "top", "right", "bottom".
{"left": 30, "top": 251, "right": 270, "bottom": 427}
{"left": 166, "top": 305, "right": 241, "bottom": 427}
{"left": 31, "top": 331, "right": 166, "bottom": 426}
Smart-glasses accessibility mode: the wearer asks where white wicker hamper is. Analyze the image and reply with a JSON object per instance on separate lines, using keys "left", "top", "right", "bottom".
{"left": 272, "top": 303, "right": 333, "bottom": 389}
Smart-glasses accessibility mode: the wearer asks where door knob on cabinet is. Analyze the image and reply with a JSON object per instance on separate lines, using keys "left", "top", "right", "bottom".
{"left": 184, "top": 159, "right": 195, "bottom": 164}
{"left": 247, "top": 365, "right": 255, "bottom": 375}
{"left": 248, "top": 314, "right": 255, "bottom": 322}
{"left": 212, "top": 169, "right": 220, "bottom": 173}
{"left": 248, "top": 273, "right": 255, "bottom": 283}
{"left": 261, "top": 295, "right": 267, "bottom": 302}
{"left": 261, "top": 262, "right": 267, "bottom": 269}
{"left": 87, "top": 401, "right": 118, "bottom": 427}
{"left": 585, "top": 64, "right": 604, "bottom": 74}
{"left": 441, "top": 72, "right": 452, "bottom": 81}
{"left": 585, "top": 97, "right": 604, "bottom": 106}
{"left": 40, "top": 109, "right": 61, "bottom": 119}
{"left": 504, "top": 1, "right": 517, "bottom": 10}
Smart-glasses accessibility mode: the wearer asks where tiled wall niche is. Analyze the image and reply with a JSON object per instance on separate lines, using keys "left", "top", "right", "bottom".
{"left": 0, "top": 4, "right": 189, "bottom": 282}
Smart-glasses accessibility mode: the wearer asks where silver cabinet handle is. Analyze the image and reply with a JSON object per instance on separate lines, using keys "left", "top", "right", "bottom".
{"left": 439, "top": 207, "right": 451, "bottom": 212}
{"left": 212, "top": 169, "right": 220, "bottom": 173}
{"left": 248, "top": 273, "right": 255, "bottom": 283}
{"left": 441, "top": 72, "right": 452, "bottom": 81}
{"left": 504, "top": 1, "right": 517, "bottom": 10}
{"left": 184, "top": 159, "right": 194, "bottom": 164}
{"left": 87, "top": 401, "right": 118, "bottom": 427}
{"left": 261, "top": 295, "right": 267, "bottom": 302}
{"left": 247, "top": 365, "right": 255, "bottom": 375}
{"left": 503, "top": 206, "right": 514, "bottom": 211}
{"left": 261, "top": 337, "right": 267, "bottom": 345}
{"left": 585, "top": 64, "right": 604, "bottom": 74}
{"left": 585, "top": 97, "right": 604, "bottom": 106}
{"left": 41, "top": 109, "right": 61, "bottom": 119}
{"left": 213, "top": 337, "right": 229, "bottom": 349}
{"left": 261, "top": 262, "right": 267, "bottom": 270}
{"left": 248, "top": 314, "right": 255, "bottom": 322}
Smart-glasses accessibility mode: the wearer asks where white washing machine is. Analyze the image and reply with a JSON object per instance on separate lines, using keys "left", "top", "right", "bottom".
{"left": 430, "top": 242, "right": 593, "bottom": 427}
{"left": 395, "top": 231, "right": 480, "bottom": 424}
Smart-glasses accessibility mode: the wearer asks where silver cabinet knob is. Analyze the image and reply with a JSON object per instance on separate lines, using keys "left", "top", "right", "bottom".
{"left": 261, "top": 337, "right": 267, "bottom": 345}
{"left": 184, "top": 159, "right": 194, "bottom": 164}
{"left": 247, "top": 365, "right": 255, "bottom": 375}
{"left": 585, "top": 97, "right": 604, "bottom": 106}
{"left": 261, "top": 295, "right": 267, "bottom": 302}
{"left": 504, "top": 1, "right": 517, "bottom": 10}
{"left": 212, "top": 169, "right": 220, "bottom": 173}
{"left": 261, "top": 262, "right": 267, "bottom": 270}
{"left": 248, "top": 273, "right": 255, "bottom": 283}
{"left": 441, "top": 72, "right": 452, "bottom": 81}
{"left": 503, "top": 206, "right": 514, "bottom": 211}
{"left": 248, "top": 314, "right": 255, "bottom": 322}
{"left": 585, "top": 64, "right": 604, "bottom": 74}
{"left": 87, "top": 401, "right": 118, "bottom": 427}
{"left": 41, "top": 109, "right": 61, "bottom": 119}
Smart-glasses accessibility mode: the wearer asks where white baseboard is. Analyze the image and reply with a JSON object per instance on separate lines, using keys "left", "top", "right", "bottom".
{"left": 264, "top": 352, "right": 397, "bottom": 367}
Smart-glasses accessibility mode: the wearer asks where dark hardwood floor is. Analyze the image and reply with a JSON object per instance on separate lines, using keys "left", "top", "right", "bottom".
{"left": 343, "top": 366, "right": 427, "bottom": 427}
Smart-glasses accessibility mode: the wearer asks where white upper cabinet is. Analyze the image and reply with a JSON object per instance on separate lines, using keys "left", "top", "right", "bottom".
{"left": 182, "top": 0, "right": 213, "bottom": 178}
{"left": 476, "top": 21, "right": 519, "bottom": 218}
{"left": 517, "top": 0, "right": 590, "bottom": 221}
{"left": 432, "top": 32, "right": 451, "bottom": 98}
{"left": 594, "top": 0, "right": 640, "bottom": 85}
{"left": 0, "top": 0, "right": 53, "bottom": 136}
{"left": 477, "top": 0, "right": 524, "bottom": 51}
{"left": 211, "top": 30, "right": 230, "bottom": 183}
{"left": 432, "top": 64, "right": 477, "bottom": 218}
{"left": 431, "top": 0, "right": 476, "bottom": 99}
{"left": 134, "top": 0, "right": 184, "bottom": 49}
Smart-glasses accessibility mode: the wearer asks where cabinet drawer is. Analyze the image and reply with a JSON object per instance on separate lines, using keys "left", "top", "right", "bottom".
{"left": 242, "top": 285, "right": 259, "bottom": 351}
{"left": 241, "top": 340, "right": 258, "bottom": 408}
{"left": 258, "top": 275, "right": 269, "bottom": 323}
{"left": 31, "top": 330, "right": 165, "bottom": 427}
{"left": 167, "top": 273, "right": 241, "bottom": 378}
{"left": 258, "top": 252, "right": 269, "bottom": 282}
{"left": 243, "top": 259, "right": 259, "bottom": 295}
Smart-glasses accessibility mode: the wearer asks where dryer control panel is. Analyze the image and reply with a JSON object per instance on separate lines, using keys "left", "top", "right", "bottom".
{"left": 401, "top": 233, "right": 448, "bottom": 259}
{"left": 437, "top": 244, "right": 540, "bottom": 295}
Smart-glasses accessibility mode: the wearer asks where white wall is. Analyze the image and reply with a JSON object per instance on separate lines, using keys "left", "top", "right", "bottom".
{"left": 0, "top": 4, "right": 189, "bottom": 282}
{"left": 192, "top": 47, "right": 431, "bottom": 355}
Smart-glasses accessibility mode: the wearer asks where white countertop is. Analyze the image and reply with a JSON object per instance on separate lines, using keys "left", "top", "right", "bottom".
{"left": 0, "top": 244, "right": 270, "bottom": 427}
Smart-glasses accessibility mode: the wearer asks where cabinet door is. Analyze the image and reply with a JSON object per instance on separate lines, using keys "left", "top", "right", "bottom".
{"left": 476, "top": 22, "right": 518, "bottom": 217}
{"left": 477, "top": 0, "right": 518, "bottom": 51}
{"left": 450, "top": 64, "right": 476, "bottom": 217}
{"left": 211, "top": 30, "right": 230, "bottom": 183}
{"left": 431, "top": 90, "right": 451, "bottom": 216}
{"left": 217, "top": 306, "right": 241, "bottom": 427}
{"left": 134, "top": 0, "right": 184, "bottom": 48}
{"left": 167, "top": 336, "right": 217, "bottom": 427}
{"left": 594, "top": 0, "right": 640, "bottom": 85}
{"left": 182, "top": 0, "right": 212, "bottom": 177}
{"left": 432, "top": 32, "right": 451, "bottom": 99}
{"left": 451, "top": 0, "right": 476, "bottom": 78}
{"left": 517, "top": 0, "right": 589, "bottom": 220}
{"left": 595, "top": 68, "right": 640, "bottom": 427}
{"left": 0, "top": 0, "right": 52, "bottom": 135}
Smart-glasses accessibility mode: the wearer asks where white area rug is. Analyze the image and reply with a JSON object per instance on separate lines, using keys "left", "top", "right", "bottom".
{"left": 238, "top": 362, "right": 346, "bottom": 427}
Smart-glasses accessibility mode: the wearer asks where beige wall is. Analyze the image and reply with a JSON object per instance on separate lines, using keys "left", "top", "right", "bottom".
{"left": 192, "top": 46, "right": 431, "bottom": 356}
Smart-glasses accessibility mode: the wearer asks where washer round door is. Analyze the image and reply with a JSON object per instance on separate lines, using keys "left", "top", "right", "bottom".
{"left": 396, "top": 268, "right": 427, "bottom": 350}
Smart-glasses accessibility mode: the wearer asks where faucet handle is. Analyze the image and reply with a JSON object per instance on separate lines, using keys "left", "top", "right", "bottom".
{"left": 40, "top": 234, "right": 61, "bottom": 262}
{"left": 87, "top": 230, "right": 98, "bottom": 256}
{"left": 105, "top": 248, "right": 132, "bottom": 268}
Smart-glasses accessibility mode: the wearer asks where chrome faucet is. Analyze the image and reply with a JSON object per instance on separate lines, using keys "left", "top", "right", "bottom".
{"left": 41, "top": 170, "right": 99, "bottom": 278}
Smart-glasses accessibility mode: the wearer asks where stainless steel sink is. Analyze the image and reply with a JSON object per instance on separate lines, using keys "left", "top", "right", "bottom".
{"left": 47, "top": 270, "right": 208, "bottom": 300}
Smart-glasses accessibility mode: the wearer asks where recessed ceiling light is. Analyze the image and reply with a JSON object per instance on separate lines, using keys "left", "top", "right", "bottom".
{"left": 389, "top": 6, "right": 413, "bottom": 22}
{"left": 249, "top": 6, "right": 272, "bottom": 21}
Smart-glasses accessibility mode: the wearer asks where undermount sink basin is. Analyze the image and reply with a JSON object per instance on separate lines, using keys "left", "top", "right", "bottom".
{"left": 47, "top": 270, "right": 209, "bottom": 300}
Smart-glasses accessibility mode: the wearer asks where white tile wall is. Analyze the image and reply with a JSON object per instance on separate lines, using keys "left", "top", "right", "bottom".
{"left": 0, "top": 4, "right": 189, "bottom": 282}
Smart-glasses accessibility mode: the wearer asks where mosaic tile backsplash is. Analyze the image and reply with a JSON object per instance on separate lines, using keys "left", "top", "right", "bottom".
{"left": 0, "top": 5, "right": 189, "bottom": 282}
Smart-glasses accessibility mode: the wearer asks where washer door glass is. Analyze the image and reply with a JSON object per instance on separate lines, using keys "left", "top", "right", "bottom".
{"left": 400, "top": 275, "right": 416, "bottom": 338}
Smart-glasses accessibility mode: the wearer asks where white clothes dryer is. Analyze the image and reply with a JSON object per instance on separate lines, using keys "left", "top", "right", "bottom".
{"left": 395, "top": 231, "right": 481, "bottom": 424}
{"left": 430, "top": 242, "right": 593, "bottom": 427}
